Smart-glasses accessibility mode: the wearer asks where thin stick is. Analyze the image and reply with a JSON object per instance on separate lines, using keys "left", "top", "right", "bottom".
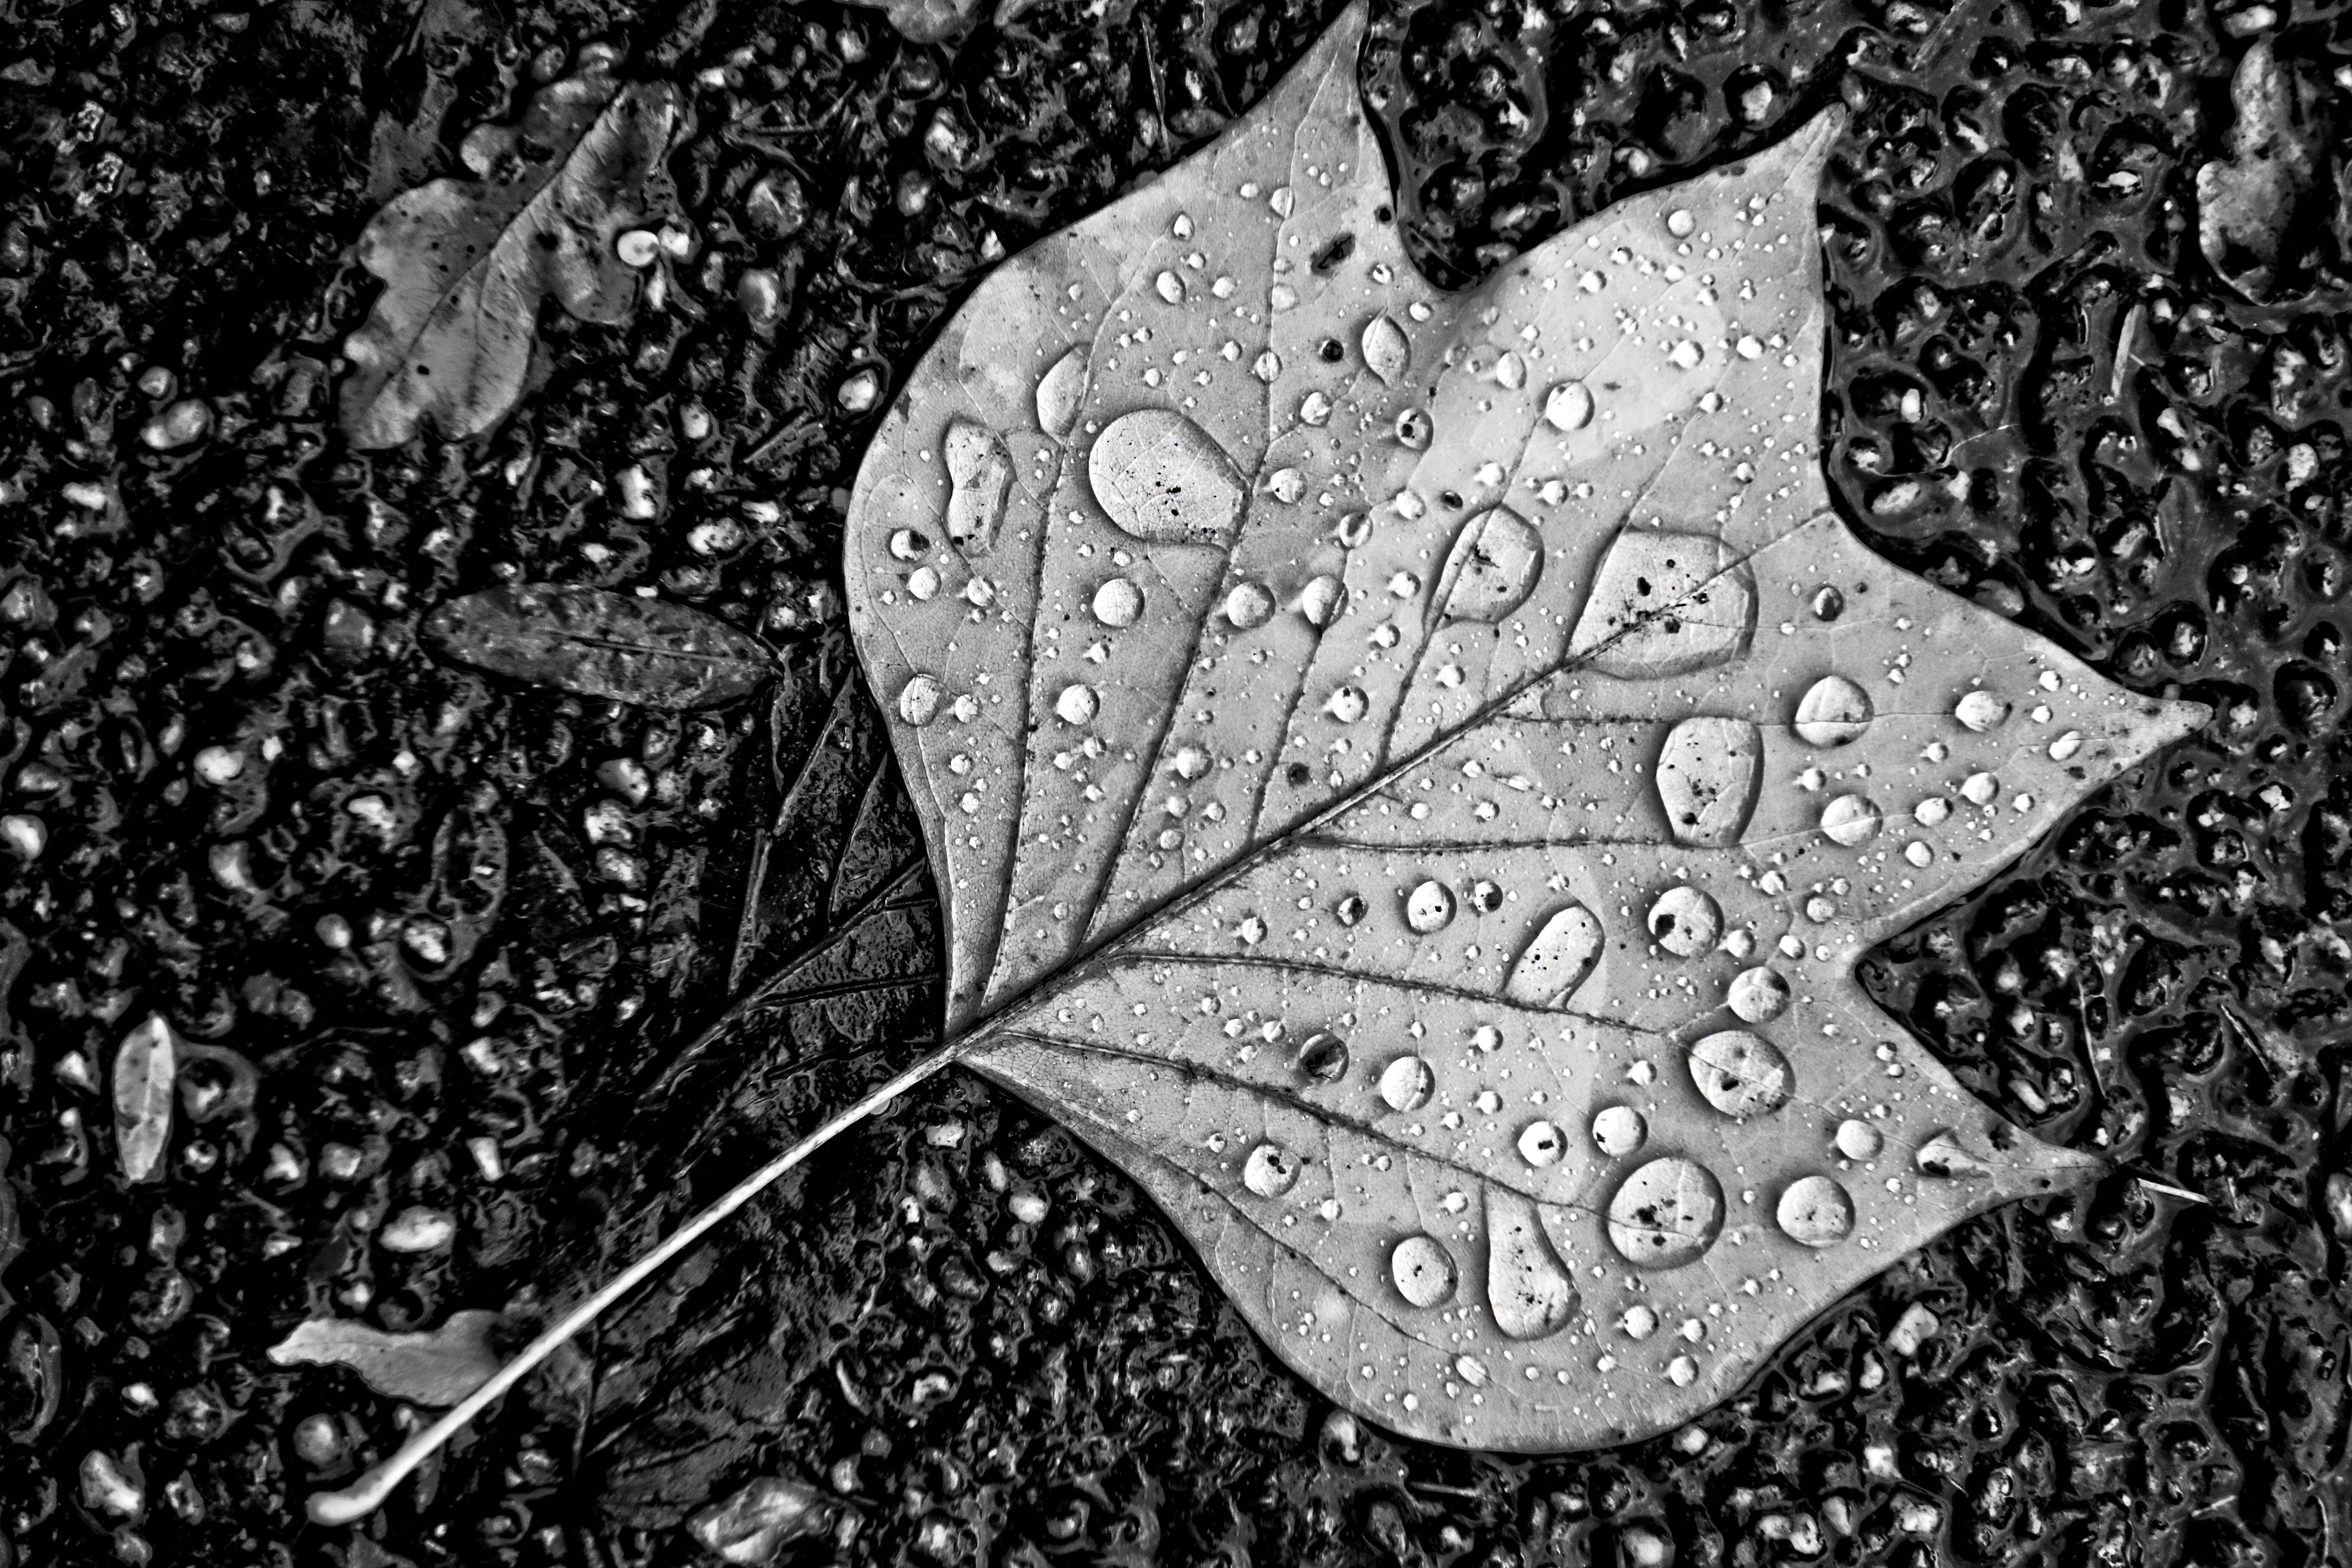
{"left": 305, "top": 1039, "right": 973, "bottom": 1526}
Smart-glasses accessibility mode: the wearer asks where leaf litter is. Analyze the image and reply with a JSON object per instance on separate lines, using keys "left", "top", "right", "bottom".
{"left": 111, "top": 1013, "right": 178, "bottom": 1184}
{"left": 267, "top": 1311, "right": 505, "bottom": 1407}
{"left": 424, "top": 584, "right": 777, "bottom": 709}
{"left": 304, "top": 0, "right": 2209, "bottom": 1522}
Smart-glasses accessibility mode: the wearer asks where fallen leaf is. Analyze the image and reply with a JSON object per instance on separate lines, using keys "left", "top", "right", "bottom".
{"left": 111, "top": 1014, "right": 178, "bottom": 1184}
{"left": 847, "top": 0, "right": 980, "bottom": 42}
{"left": 843, "top": 0, "right": 2206, "bottom": 1451}
{"left": 267, "top": 1311, "right": 503, "bottom": 1406}
{"left": 684, "top": 1476, "right": 833, "bottom": 1565}
{"left": 2197, "top": 38, "right": 2318, "bottom": 303}
{"left": 424, "top": 585, "right": 776, "bottom": 710}
{"left": 339, "top": 61, "right": 680, "bottom": 448}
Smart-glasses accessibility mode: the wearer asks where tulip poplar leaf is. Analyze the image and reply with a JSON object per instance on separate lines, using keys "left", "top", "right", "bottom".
{"left": 842, "top": 2, "right": 2203, "bottom": 1452}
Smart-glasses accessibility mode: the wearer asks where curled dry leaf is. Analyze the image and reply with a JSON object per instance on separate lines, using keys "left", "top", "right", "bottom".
{"left": 2197, "top": 38, "right": 2318, "bottom": 303}
{"left": 339, "top": 62, "right": 680, "bottom": 448}
{"left": 267, "top": 1310, "right": 503, "bottom": 1406}
{"left": 844, "top": 1, "right": 2206, "bottom": 1449}
{"left": 112, "top": 1014, "right": 179, "bottom": 1184}
{"left": 424, "top": 584, "right": 776, "bottom": 709}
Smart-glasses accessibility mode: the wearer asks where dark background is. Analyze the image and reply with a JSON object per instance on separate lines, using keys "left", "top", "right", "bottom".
{"left": 1, "top": 0, "right": 2347, "bottom": 1562}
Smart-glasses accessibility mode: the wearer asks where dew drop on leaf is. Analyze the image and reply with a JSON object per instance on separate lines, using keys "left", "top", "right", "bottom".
{"left": 1054, "top": 684, "right": 1098, "bottom": 725}
{"left": 1171, "top": 744, "right": 1209, "bottom": 780}
{"left": 1606, "top": 1156, "right": 1724, "bottom": 1268}
{"left": 1404, "top": 880, "right": 1455, "bottom": 933}
{"left": 898, "top": 674, "right": 944, "bottom": 726}
{"left": 1361, "top": 314, "right": 1409, "bottom": 385}
{"left": 1091, "top": 577, "right": 1143, "bottom": 628}
{"left": 1835, "top": 1119, "right": 1884, "bottom": 1160}
{"left": 889, "top": 528, "right": 928, "bottom": 562}
{"left": 1504, "top": 903, "right": 1604, "bottom": 1006}
{"left": 1954, "top": 689, "right": 2011, "bottom": 732}
{"left": 1389, "top": 1234, "right": 1458, "bottom": 1307}
{"left": 1542, "top": 380, "right": 1595, "bottom": 431}
{"left": 1325, "top": 685, "right": 1369, "bottom": 723}
{"left": 1725, "top": 966, "right": 1790, "bottom": 1023}
{"left": 1645, "top": 886, "right": 1720, "bottom": 957}
{"left": 1088, "top": 410, "right": 1246, "bottom": 545}
{"left": 1810, "top": 585, "right": 1844, "bottom": 620}
{"left": 1378, "top": 1055, "right": 1435, "bottom": 1113}
{"left": 1224, "top": 581, "right": 1275, "bottom": 628}
{"left": 1591, "top": 1104, "right": 1647, "bottom": 1156}
{"left": 1793, "top": 676, "right": 1873, "bottom": 747}
{"left": 1486, "top": 1189, "right": 1580, "bottom": 1339}
{"left": 944, "top": 418, "right": 1014, "bottom": 556}
{"left": 1961, "top": 772, "right": 2000, "bottom": 806}
{"left": 1036, "top": 346, "right": 1089, "bottom": 439}
{"left": 1299, "top": 390, "right": 1333, "bottom": 425}
{"left": 1516, "top": 1120, "right": 1566, "bottom": 1167}
{"left": 1914, "top": 796, "right": 1952, "bottom": 827}
{"left": 1819, "top": 794, "right": 1882, "bottom": 846}
{"left": 1915, "top": 1129, "right": 1994, "bottom": 1179}
{"left": 1656, "top": 718, "right": 1763, "bottom": 846}
{"left": 1243, "top": 1142, "right": 1302, "bottom": 1197}
{"left": 1494, "top": 350, "right": 1526, "bottom": 390}
{"left": 1687, "top": 1030, "right": 1793, "bottom": 1119}
{"left": 1155, "top": 270, "right": 1185, "bottom": 304}
{"left": 1775, "top": 1175, "right": 1855, "bottom": 1247}
{"left": 1433, "top": 508, "right": 1543, "bottom": 623}
{"left": 1620, "top": 1304, "right": 1660, "bottom": 1339}
{"left": 1395, "top": 409, "right": 1432, "bottom": 449}
{"left": 1334, "top": 893, "right": 1367, "bottom": 926}
{"left": 1296, "top": 1031, "right": 1350, "bottom": 1082}
{"left": 1299, "top": 574, "right": 1345, "bottom": 628}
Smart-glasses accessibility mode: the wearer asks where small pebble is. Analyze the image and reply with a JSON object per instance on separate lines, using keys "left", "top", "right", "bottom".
{"left": 193, "top": 746, "right": 245, "bottom": 785}
{"left": 379, "top": 1206, "right": 457, "bottom": 1252}
{"left": 1886, "top": 1302, "right": 1940, "bottom": 1357}
{"left": 141, "top": 399, "right": 211, "bottom": 450}
{"left": 1, "top": 813, "right": 45, "bottom": 860}
{"left": 80, "top": 1450, "right": 143, "bottom": 1517}
{"left": 836, "top": 367, "right": 883, "bottom": 414}
{"left": 1007, "top": 1191, "right": 1048, "bottom": 1225}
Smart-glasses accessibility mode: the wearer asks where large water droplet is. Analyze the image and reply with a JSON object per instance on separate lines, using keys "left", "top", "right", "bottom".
{"left": 1395, "top": 409, "right": 1432, "bottom": 449}
{"left": 889, "top": 528, "right": 928, "bottom": 562}
{"left": 1591, "top": 1105, "right": 1647, "bottom": 1156}
{"left": 1543, "top": 380, "right": 1595, "bottom": 431}
{"left": 1036, "top": 346, "right": 1089, "bottom": 439}
{"left": 944, "top": 417, "right": 1013, "bottom": 556}
{"left": 1379, "top": 1055, "right": 1435, "bottom": 1112}
{"left": 1517, "top": 1120, "right": 1566, "bottom": 1167}
{"left": 1362, "top": 314, "right": 1410, "bottom": 386}
{"left": 1224, "top": 580, "right": 1274, "bottom": 629}
{"left": 1405, "top": 880, "right": 1455, "bottom": 933}
{"left": 1620, "top": 1304, "right": 1659, "bottom": 1339}
{"left": 1725, "top": 966, "right": 1789, "bottom": 1023}
{"left": 898, "top": 674, "right": 943, "bottom": 726}
{"left": 1154, "top": 270, "right": 1185, "bottom": 304}
{"left": 1243, "top": 1142, "right": 1301, "bottom": 1197}
{"left": 1775, "top": 1175, "right": 1854, "bottom": 1247}
{"left": 1433, "top": 507, "right": 1543, "bottom": 623}
{"left": 1298, "top": 390, "right": 1333, "bottom": 426}
{"left": 1687, "top": 1030, "right": 1793, "bottom": 1119}
{"left": 1297, "top": 1031, "right": 1349, "bottom": 1082}
{"left": 1504, "top": 902, "right": 1604, "bottom": 1007}
{"left": 1390, "top": 1234, "right": 1458, "bottom": 1308}
{"left": 1607, "top": 1157, "right": 1724, "bottom": 1268}
{"left": 1794, "top": 676, "right": 1873, "bottom": 747}
{"left": 1573, "top": 531, "right": 1753, "bottom": 677}
{"left": 1171, "top": 743, "right": 1208, "bottom": 780}
{"left": 1089, "top": 410, "right": 1246, "bottom": 546}
{"left": 1486, "top": 1189, "right": 1579, "bottom": 1339}
{"left": 1646, "top": 886, "right": 1720, "bottom": 957}
{"left": 1835, "top": 1119, "right": 1883, "bottom": 1160}
{"left": 1820, "top": 794, "right": 1882, "bottom": 847}
{"left": 1325, "top": 685, "right": 1368, "bottom": 723}
{"left": 1494, "top": 350, "right": 1526, "bottom": 390}
{"left": 1656, "top": 717, "right": 1762, "bottom": 846}
{"left": 1299, "top": 574, "right": 1345, "bottom": 628}
{"left": 1091, "top": 577, "right": 1143, "bottom": 628}
{"left": 1055, "top": 684, "right": 1098, "bottom": 725}
{"left": 1954, "top": 689, "right": 2010, "bottom": 732}
{"left": 1915, "top": 1129, "right": 1994, "bottom": 1179}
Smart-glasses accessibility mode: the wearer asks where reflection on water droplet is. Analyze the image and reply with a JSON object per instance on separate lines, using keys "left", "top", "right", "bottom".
{"left": 1726, "top": 965, "right": 1789, "bottom": 1022}
{"left": 1254, "top": 350, "right": 1282, "bottom": 382}
{"left": 1794, "top": 676, "right": 1873, "bottom": 747}
{"left": 1607, "top": 1156, "right": 1724, "bottom": 1268}
{"left": 944, "top": 417, "right": 1013, "bottom": 555}
{"left": 1517, "top": 1120, "right": 1566, "bottom": 1167}
{"left": 1646, "top": 886, "right": 1720, "bottom": 957}
{"left": 1091, "top": 577, "right": 1142, "bottom": 628}
{"left": 1835, "top": 1119, "right": 1883, "bottom": 1160}
{"left": 1657, "top": 717, "right": 1764, "bottom": 846}
{"left": 898, "top": 674, "right": 943, "bottom": 726}
{"left": 1225, "top": 581, "right": 1275, "bottom": 628}
{"left": 1688, "top": 1031, "right": 1793, "bottom": 1119}
{"left": 1405, "top": 880, "right": 1454, "bottom": 933}
{"left": 1915, "top": 1129, "right": 1994, "bottom": 1178}
{"left": 1036, "top": 346, "right": 1089, "bottom": 439}
{"left": 1379, "top": 1055, "right": 1435, "bottom": 1112}
{"left": 1775, "top": 1175, "right": 1854, "bottom": 1247}
{"left": 1337, "top": 511, "right": 1374, "bottom": 549}
{"left": 1433, "top": 507, "right": 1543, "bottom": 622}
{"left": 1362, "top": 314, "right": 1410, "bottom": 386}
{"left": 1820, "top": 794, "right": 1882, "bottom": 847}
{"left": 1055, "top": 684, "right": 1098, "bottom": 725}
{"left": 2049, "top": 730, "right": 2083, "bottom": 761}
{"left": 1089, "top": 410, "right": 1246, "bottom": 545}
{"left": 1487, "top": 1188, "right": 1579, "bottom": 1339}
{"left": 1543, "top": 380, "right": 1595, "bottom": 431}
{"left": 1297, "top": 1031, "right": 1350, "bottom": 1082}
{"left": 1390, "top": 1234, "right": 1458, "bottom": 1308}
{"left": 1243, "top": 1142, "right": 1301, "bottom": 1197}
{"left": 1300, "top": 575, "right": 1345, "bottom": 628}
{"left": 1591, "top": 1105, "right": 1647, "bottom": 1156}
{"left": 1266, "top": 468, "right": 1304, "bottom": 503}
{"left": 1955, "top": 689, "right": 2010, "bottom": 732}
{"left": 1505, "top": 903, "right": 1604, "bottom": 1007}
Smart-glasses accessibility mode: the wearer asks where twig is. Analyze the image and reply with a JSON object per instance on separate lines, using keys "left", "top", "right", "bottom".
{"left": 2109, "top": 302, "right": 2143, "bottom": 405}
{"left": 2132, "top": 1175, "right": 2209, "bottom": 1205}
{"left": 304, "top": 1039, "right": 975, "bottom": 1526}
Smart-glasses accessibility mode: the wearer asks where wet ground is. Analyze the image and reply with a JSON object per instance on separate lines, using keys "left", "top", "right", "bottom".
{"left": 3, "top": 0, "right": 2350, "bottom": 1562}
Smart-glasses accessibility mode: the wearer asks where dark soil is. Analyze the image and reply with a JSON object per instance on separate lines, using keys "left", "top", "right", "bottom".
{"left": 2, "top": 0, "right": 2348, "bottom": 1564}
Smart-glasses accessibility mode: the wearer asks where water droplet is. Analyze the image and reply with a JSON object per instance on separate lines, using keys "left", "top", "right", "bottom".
{"left": 1794, "top": 676, "right": 1873, "bottom": 747}
{"left": 1336, "top": 511, "right": 1374, "bottom": 549}
{"left": 1574, "top": 531, "right": 1753, "bottom": 678}
{"left": 1775, "top": 1175, "right": 1854, "bottom": 1247}
{"left": 1646, "top": 886, "right": 1720, "bottom": 957}
{"left": 1362, "top": 314, "right": 1410, "bottom": 385}
{"left": 1270, "top": 283, "right": 1299, "bottom": 312}
{"left": 1494, "top": 350, "right": 1526, "bottom": 389}
{"left": 889, "top": 528, "right": 928, "bottom": 562}
{"left": 1379, "top": 1055, "right": 1435, "bottom": 1113}
{"left": 1668, "top": 1355, "right": 1699, "bottom": 1387}
{"left": 1914, "top": 796, "right": 1952, "bottom": 827}
{"left": 1299, "top": 390, "right": 1333, "bottom": 426}
{"left": 1591, "top": 1105, "right": 1647, "bottom": 1156}
{"left": 1955, "top": 689, "right": 2010, "bottom": 732}
{"left": 1224, "top": 580, "right": 1275, "bottom": 628}
{"left": 1269, "top": 185, "right": 1295, "bottom": 217}
{"left": 907, "top": 566, "right": 939, "bottom": 601}
{"left": 1325, "top": 685, "right": 1369, "bottom": 723}
{"left": 1835, "top": 1119, "right": 1883, "bottom": 1160}
{"left": 898, "top": 674, "right": 943, "bottom": 726}
{"left": 1297, "top": 1031, "right": 1350, "bottom": 1082}
{"left": 1667, "top": 340, "right": 1704, "bottom": 370}
{"left": 2048, "top": 730, "right": 2084, "bottom": 761}
{"left": 1335, "top": 893, "right": 1367, "bottom": 925}
{"left": 1504, "top": 903, "right": 1604, "bottom": 1006}
{"left": 1456, "top": 1353, "right": 1489, "bottom": 1385}
{"left": 1299, "top": 574, "right": 1345, "bottom": 627}
{"left": 1055, "top": 684, "right": 1098, "bottom": 725}
{"left": 1810, "top": 585, "right": 1844, "bottom": 620}
{"left": 1904, "top": 840, "right": 1933, "bottom": 868}
{"left": 1395, "top": 409, "right": 1432, "bottom": 449}
{"left": 1171, "top": 743, "right": 1209, "bottom": 780}
{"left": 1915, "top": 1129, "right": 1993, "bottom": 1179}
{"left": 1620, "top": 1304, "right": 1659, "bottom": 1339}
{"left": 1253, "top": 350, "right": 1282, "bottom": 382}
{"left": 1433, "top": 507, "right": 1543, "bottom": 622}
{"left": 1580, "top": 269, "right": 1606, "bottom": 292}
{"left": 1687, "top": 1031, "right": 1793, "bottom": 1119}
{"left": 1517, "top": 1120, "right": 1566, "bottom": 1167}
{"left": 1542, "top": 380, "right": 1595, "bottom": 431}
{"left": 1266, "top": 467, "right": 1304, "bottom": 503}
{"left": 1820, "top": 794, "right": 1882, "bottom": 847}
{"left": 1607, "top": 1157, "right": 1724, "bottom": 1268}
{"left": 1036, "top": 347, "right": 1089, "bottom": 438}
{"left": 1390, "top": 1234, "right": 1458, "bottom": 1308}
{"left": 1961, "top": 772, "right": 1999, "bottom": 806}
{"left": 944, "top": 418, "right": 1013, "bottom": 555}
{"left": 1154, "top": 270, "right": 1185, "bottom": 304}
{"left": 1405, "top": 880, "right": 1455, "bottom": 933}
{"left": 1666, "top": 208, "right": 1695, "bottom": 238}
{"left": 1089, "top": 411, "right": 1246, "bottom": 545}
{"left": 1657, "top": 717, "right": 1763, "bottom": 846}
{"left": 1243, "top": 1142, "right": 1301, "bottom": 1197}
{"left": 1486, "top": 1189, "right": 1580, "bottom": 1339}
{"left": 1092, "top": 576, "right": 1143, "bottom": 628}
{"left": 1725, "top": 967, "right": 1790, "bottom": 1023}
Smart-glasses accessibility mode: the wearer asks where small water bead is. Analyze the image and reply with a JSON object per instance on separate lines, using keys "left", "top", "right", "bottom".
{"left": 1266, "top": 467, "right": 1304, "bottom": 503}
{"left": 1494, "top": 350, "right": 1526, "bottom": 390}
{"left": 1224, "top": 581, "right": 1275, "bottom": 628}
{"left": 1606, "top": 1156, "right": 1725, "bottom": 1268}
{"left": 889, "top": 528, "right": 928, "bottom": 562}
{"left": 1325, "top": 685, "right": 1369, "bottom": 723}
{"left": 1504, "top": 902, "right": 1604, "bottom": 1006}
{"left": 1299, "top": 390, "right": 1333, "bottom": 425}
{"left": 1154, "top": 270, "right": 1185, "bottom": 304}
{"left": 1960, "top": 772, "right": 1999, "bottom": 806}
{"left": 1362, "top": 314, "right": 1410, "bottom": 385}
{"left": 1390, "top": 1234, "right": 1458, "bottom": 1308}
{"left": 1620, "top": 1305, "right": 1660, "bottom": 1339}
{"left": 906, "top": 566, "right": 940, "bottom": 601}
{"left": 1542, "top": 380, "right": 1595, "bottom": 431}
{"left": 1468, "top": 879, "right": 1503, "bottom": 914}
{"left": 1904, "top": 841, "right": 1933, "bottom": 867}
{"left": 1035, "top": 346, "right": 1089, "bottom": 438}
{"left": 2049, "top": 730, "right": 2084, "bottom": 761}
{"left": 1172, "top": 744, "right": 1209, "bottom": 780}
{"left": 1646, "top": 886, "right": 1720, "bottom": 957}
{"left": 1810, "top": 585, "right": 1844, "bottom": 620}
{"left": 1667, "top": 340, "right": 1704, "bottom": 371}
{"left": 1395, "top": 409, "right": 1433, "bottom": 449}
{"left": 1667, "top": 1356, "right": 1699, "bottom": 1388}
{"left": 1336, "top": 511, "right": 1374, "bottom": 549}
{"left": 1379, "top": 1055, "right": 1436, "bottom": 1113}
{"left": 1580, "top": 268, "right": 1606, "bottom": 292}
{"left": 1914, "top": 797, "right": 1952, "bottom": 827}
{"left": 1055, "top": 685, "right": 1098, "bottom": 724}
{"left": 1297, "top": 1031, "right": 1350, "bottom": 1083}
{"left": 1243, "top": 1142, "right": 1302, "bottom": 1198}
{"left": 1915, "top": 1129, "right": 1993, "bottom": 1179}
{"left": 1405, "top": 880, "right": 1455, "bottom": 933}
{"left": 1835, "top": 1119, "right": 1884, "bottom": 1160}
{"left": 1254, "top": 350, "right": 1281, "bottom": 382}
{"left": 1954, "top": 689, "right": 2010, "bottom": 732}
{"left": 1726, "top": 966, "right": 1790, "bottom": 1023}
{"left": 898, "top": 674, "right": 943, "bottom": 726}
{"left": 1270, "top": 283, "right": 1299, "bottom": 312}
{"left": 1517, "top": 1120, "right": 1566, "bottom": 1167}
{"left": 1334, "top": 893, "right": 1367, "bottom": 926}
{"left": 1688, "top": 1030, "right": 1793, "bottom": 1119}
{"left": 1793, "top": 676, "right": 1874, "bottom": 747}
{"left": 1820, "top": 794, "right": 1882, "bottom": 847}
{"left": 1775, "top": 1175, "right": 1855, "bottom": 1248}
{"left": 1299, "top": 574, "right": 1345, "bottom": 627}
{"left": 1591, "top": 1105, "right": 1647, "bottom": 1156}
{"left": 1666, "top": 207, "right": 1696, "bottom": 237}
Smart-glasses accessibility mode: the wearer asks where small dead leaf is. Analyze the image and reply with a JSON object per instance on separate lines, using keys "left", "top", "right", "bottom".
{"left": 685, "top": 1477, "right": 833, "bottom": 1565}
{"left": 424, "top": 585, "right": 776, "bottom": 709}
{"left": 112, "top": 1014, "right": 178, "bottom": 1183}
{"left": 2197, "top": 39, "right": 2318, "bottom": 303}
{"left": 848, "top": 0, "right": 981, "bottom": 42}
{"left": 340, "top": 62, "right": 680, "bottom": 447}
{"left": 267, "top": 1311, "right": 503, "bottom": 1406}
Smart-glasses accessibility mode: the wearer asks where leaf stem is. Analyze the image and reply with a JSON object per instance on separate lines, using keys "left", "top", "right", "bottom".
{"left": 304, "top": 1036, "right": 976, "bottom": 1527}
